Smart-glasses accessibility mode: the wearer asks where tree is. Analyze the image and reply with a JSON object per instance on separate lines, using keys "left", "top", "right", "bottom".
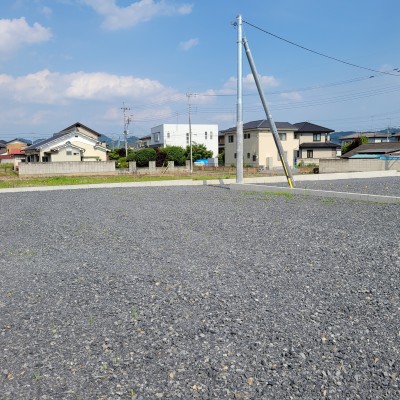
{"left": 164, "top": 146, "right": 186, "bottom": 166}
{"left": 155, "top": 148, "right": 168, "bottom": 167}
{"left": 341, "top": 135, "right": 368, "bottom": 155}
{"left": 185, "top": 143, "right": 213, "bottom": 161}
{"left": 134, "top": 148, "right": 156, "bottom": 167}
{"left": 217, "top": 151, "right": 225, "bottom": 166}
{"left": 126, "top": 149, "right": 136, "bottom": 162}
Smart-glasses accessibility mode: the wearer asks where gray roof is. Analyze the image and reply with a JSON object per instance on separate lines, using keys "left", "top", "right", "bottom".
{"left": 293, "top": 122, "right": 334, "bottom": 133}
{"left": 340, "top": 132, "right": 395, "bottom": 140}
{"left": 59, "top": 122, "right": 101, "bottom": 137}
{"left": 299, "top": 142, "right": 340, "bottom": 149}
{"left": 6, "top": 138, "right": 32, "bottom": 145}
{"left": 342, "top": 143, "right": 400, "bottom": 158}
{"left": 220, "top": 120, "right": 297, "bottom": 134}
{"left": 25, "top": 132, "right": 69, "bottom": 151}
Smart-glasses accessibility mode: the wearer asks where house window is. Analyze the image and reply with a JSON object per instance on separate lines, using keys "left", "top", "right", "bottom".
{"left": 205, "top": 131, "right": 208, "bottom": 140}
{"left": 228, "top": 135, "right": 234, "bottom": 143}
{"left": 167, "top": 132, "right": 170, "bottom": 139}
{"left": 210, "top": 131, "right": 213, "bottom": 140}
{"left": 244, "top": 133, "right": 251, "bottom": 139}
{"left": 313, "top": 133, "right": 321, "bottom": 142}
{"left": 253, "top": 154, "right": 257, "bottom": 162}
{"left": 234, "top": 153, "right": 237, "bottom": 159}
{"left": 186, "top": 133, "right": 189, "bottom": 144}
{"left": 307, "top": 150, "right": 313, "bottom": 158}
{"left": 294, "top": 132, "right": 300, "bottom": 139}
{"left": 279, "top": 132, "right": 287, "bottom": 141}
{"left": 153, "top": 132, "right": 160, "bottom": 142}
{"left": 247, "top": 153, "right": 250, "bottom": 159}
{"left": 66, "top": 151, "right": 72, "bottom": 156}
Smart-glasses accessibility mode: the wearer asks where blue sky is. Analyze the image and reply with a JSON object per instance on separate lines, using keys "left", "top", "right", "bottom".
{"left": 1, "top": 0, "right": 400, "bottom": 141}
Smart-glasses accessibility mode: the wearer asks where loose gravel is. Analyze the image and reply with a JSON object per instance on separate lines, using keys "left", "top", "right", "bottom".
{"left": 276, "top": 176, "right": 400, "bottom": 197}
{"left": 1, "top": 181, "right": 399, "bottom": 399}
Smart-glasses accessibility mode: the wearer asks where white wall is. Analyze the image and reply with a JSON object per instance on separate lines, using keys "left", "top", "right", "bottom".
{"left": 150, "top": 124, "right": 218, "bottom": 157}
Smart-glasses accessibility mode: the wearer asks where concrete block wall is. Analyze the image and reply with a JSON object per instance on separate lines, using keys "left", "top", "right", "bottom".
{"left": 319, "top": 158, "right": 400, "bottom": 173}
{"left": 19, "top": 161, "right": 116, "bottom": 176}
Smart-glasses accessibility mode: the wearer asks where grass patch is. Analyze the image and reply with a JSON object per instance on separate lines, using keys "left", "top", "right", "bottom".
{"left": 0, "top": 173, "right": 241, "bottom": 188}
{"left": 264, "top": 191, "right": 294, "bottom": 199}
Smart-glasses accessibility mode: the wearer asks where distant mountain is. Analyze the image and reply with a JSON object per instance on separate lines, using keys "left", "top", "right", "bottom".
{"left": 98, "top": 134, "right": 139, "bottom": 148}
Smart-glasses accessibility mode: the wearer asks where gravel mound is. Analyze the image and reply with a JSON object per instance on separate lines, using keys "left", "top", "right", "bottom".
{"left": 1, "top": 184, "right": 399, "bottom": 399}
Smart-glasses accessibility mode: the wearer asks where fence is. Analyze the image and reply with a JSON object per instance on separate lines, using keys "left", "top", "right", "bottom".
{"left": 319, "top": 158, "right": 400, "bottom": 173}
{"left": 19, "top": 161, "right": 116, "bottom": 176}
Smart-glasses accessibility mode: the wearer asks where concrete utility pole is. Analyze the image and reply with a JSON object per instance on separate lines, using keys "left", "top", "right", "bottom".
{"left": 121, "top": 102, "right": 132, "bottom": 157}
{"left": 186, "top": 93, "right": 196, "bottom": 173}
{"left": 242, "top": 36, "right": 295, "bottom": 188}
{"left": 236, "top": 15, "right": 244, "bottom": 184}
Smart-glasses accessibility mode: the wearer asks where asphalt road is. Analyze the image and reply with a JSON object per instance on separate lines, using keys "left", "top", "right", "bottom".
{"left": 1, "top": 181, "right": 399, "bottom": 399}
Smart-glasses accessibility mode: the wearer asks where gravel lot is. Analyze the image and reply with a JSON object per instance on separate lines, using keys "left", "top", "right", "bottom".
{"left": 276, "top": 176, "right": 400, "bottom": 197}
{"left": 1, "top": 180, "right": 399, "bottom": 399}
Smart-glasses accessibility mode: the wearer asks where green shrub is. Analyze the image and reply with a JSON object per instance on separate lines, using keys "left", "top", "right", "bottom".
{"left": 126, "top": 149, "right": 135, "bottom": 162}
{"left": 217, "top": 151, "right": 225, "bottom": 165}
{"left": 164, "top": 146, "right": 186, "bottom": 166}
{"left": 156, "top": 148, "right": 168, "bottom": 167}
{"left": 134, "top": 148, "right": 156, "bottom": 167}
{"left": 185, "top": 143, "right": 213, "bottom": 161}
{"left": 117, "top": 157, "right": 128, "bottom": 168}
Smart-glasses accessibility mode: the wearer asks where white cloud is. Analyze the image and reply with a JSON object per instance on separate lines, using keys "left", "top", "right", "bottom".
{"left": 0, "top": 69, "right": 180, "bottom": 104}
{"left": 0, "top": 17, "right": 52, "bottom": 54}
{"left": 217, "top": 73, "right": 280, "bottom": 95}
{"left": 280, "top": 91, "right": 302, "bottom": 101}
{"left": 40, "top": 6, "right": 53, "bottom": 18}
{"left": 179, "top": 38, "right": 199, "bottom": 51}
{"left": 83, "top": 0, "right": 193, "bottom": 30}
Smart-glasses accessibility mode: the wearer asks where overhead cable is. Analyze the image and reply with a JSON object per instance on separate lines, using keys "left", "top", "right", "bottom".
{"left": 242, "top": 20, "right": 400, "bottom": 77}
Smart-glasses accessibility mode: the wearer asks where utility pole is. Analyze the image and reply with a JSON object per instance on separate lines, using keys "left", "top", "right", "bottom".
{"left": 236, "top": 14, "right": 244, "bottom": 183}
{"left": 242, "top": 36, "right": 295, "bottom": 188}
{"left": 186, "top": 93, "right": 197, "bottom": 173}
{"left": 121, "top": 102, "right": 132, "bottom": 157}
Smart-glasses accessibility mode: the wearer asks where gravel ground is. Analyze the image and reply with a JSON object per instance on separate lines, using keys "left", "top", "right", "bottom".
{"left": 1, "top": 181, "right": 399, "bottom": 399}
{"left": 274, "top": 176, "right": 400, "bottom": 197}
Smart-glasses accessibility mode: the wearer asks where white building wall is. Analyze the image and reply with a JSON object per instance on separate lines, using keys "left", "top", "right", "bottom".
{"left": 150, "top": 124, "right": 218, "bottom": 157}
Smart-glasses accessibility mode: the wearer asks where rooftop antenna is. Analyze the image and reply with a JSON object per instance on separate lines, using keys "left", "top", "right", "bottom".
{"left": 121, "top": 102, "right": 132, "bottom": 157}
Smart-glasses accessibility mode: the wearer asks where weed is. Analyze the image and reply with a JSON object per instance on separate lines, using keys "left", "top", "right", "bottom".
{"left": 131, "top": 306, "right": 138, "bottom": 322}
{"left": 264, "top": 191, "right": 293, "bottom": 199}
{"left": 322, "top": 198, "right": 335, "bottom": 204}
{"left": 50, "top": 324, "right": 58, "bottom": 335}
{"left": 32, "top": 370, "right": 42, "bottom": 382}
{"left": 88, "top": 314, "right": 94, "bottom": 325}
{"left": 130, "top": 388, "right": 136, "bottom": 399}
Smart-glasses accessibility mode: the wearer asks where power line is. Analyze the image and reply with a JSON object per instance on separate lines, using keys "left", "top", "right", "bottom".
{"left": 242, "top": 19, "right": 400, "bottom": 77}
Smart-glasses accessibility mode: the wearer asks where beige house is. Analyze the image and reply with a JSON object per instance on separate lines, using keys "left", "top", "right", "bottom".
{"left": 24, "top": 122, "right": 108, "bottom": 162}
{"left": 221, "top": 120, "right": 299, "bottom": 169}
{"left": 293, "top": 122, "right": 340, "bottom": 164}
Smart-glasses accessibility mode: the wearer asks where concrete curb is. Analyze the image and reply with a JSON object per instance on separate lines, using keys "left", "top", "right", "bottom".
{"left": 230, "top": 183, "right": 400, "bottom": 204}
{"left": 0, "top": 170, "right": 398, "bottom": 194}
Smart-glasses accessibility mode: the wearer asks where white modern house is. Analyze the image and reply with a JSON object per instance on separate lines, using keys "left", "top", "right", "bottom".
{"left": 143, "top": 124, "right": 218, "bottom": 156}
